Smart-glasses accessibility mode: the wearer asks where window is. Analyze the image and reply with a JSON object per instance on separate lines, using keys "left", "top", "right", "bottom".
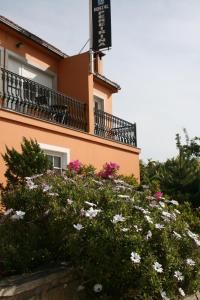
{"left": 47, "top": 154, "right": 62, "bottom": 173}
{"left": 39, "top": 143, "right": 70, "bottom": 173}
{"left": 94, "top": 95, "right": 104, "bottom": 111}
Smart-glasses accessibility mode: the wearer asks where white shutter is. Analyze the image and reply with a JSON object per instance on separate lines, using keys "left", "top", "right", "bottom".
{"left": 7, "top": 56, "right": 21, "bottom": 74}
{"left": 21, "top": 64, "right": 53, "bottom": 89}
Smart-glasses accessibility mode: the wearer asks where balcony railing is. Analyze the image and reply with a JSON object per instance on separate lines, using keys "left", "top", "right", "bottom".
{"left": 94, "top": 109, "right": 137, "bottom": 147}
{"left": 0, "top": 68, "right": 87, "bottom": 131}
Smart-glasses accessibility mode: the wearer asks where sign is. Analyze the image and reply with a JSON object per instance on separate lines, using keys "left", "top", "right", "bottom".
{"left": 91, "top": 0, "right": 112, "bottom": 51}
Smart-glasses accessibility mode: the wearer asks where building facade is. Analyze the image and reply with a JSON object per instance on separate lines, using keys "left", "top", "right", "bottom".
{"left": 0, "top": 16, "right": 140, "bottom": 185}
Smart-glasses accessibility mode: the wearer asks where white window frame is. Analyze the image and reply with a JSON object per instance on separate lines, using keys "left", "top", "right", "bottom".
{"left": 5, "top": 49, "right": 57, "bottom": 89}
{"left": 39, "top": 143, "right": 70, "bottom": 171}
{"left": 0, "top": 46, "right": 4, "bottom": 67}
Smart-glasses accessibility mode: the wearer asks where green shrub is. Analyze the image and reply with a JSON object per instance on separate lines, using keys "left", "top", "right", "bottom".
{"left": 0, "top": 165, "right": 200, "bottom": 299}
{"left": 2, "top": 138, "right": 52, "bottom": 187}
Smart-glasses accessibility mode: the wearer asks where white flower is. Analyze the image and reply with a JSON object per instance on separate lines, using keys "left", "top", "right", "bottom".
{"left": 153, "top": 262, "right": 163, "bottom": 273}
{"left": 121, "top": 228, "right": 129, "bottom": 232}
{"left": 130, "top": 252, "right": 141, "bottom": 264}
{"left": 145, "top": 215, "right": 153, "bottom": 224}
{"left": 174, "top": 271, "right": 184, "bottom": 281}
{"left": 134, "top": 225, "right": 142, "bottom": 232}
{"left": 162, "top": 211, "right": 172, "bottom": 218}
{"left": 178, "top": 288, "right": 185, "bottom": 297}
{"left": 4, "top": 208, "right": 13, "bottom": 216}
{"left": 42, "top": 184, "right": 51, "bottom": 192}
{"left": 187, "top": 230, "right": 200, "bottom": 246}
{"left": 112, "top": 214, "right": 126, "bottom": 224}
{"left": 186, "top": 258, "right": 195, "bottom": 266}
{"left": 93, "top": 283, "right": 103, "bottom": 293}
{"left": 173, "top": 231, "right": 182, "bottom": 240}
{"left": 26, "top": 180, "right": 38, "bottom": 190}
{"left": 170, "top": 200, "right": 179, "bottom": 206}
{"left": 73, "top": 223, "right": 84, "bottom": 231}
{"left": 85, "top": 207, "right": 101, "bottom": 219}
{"left": 149, "top": 201, "right": 159, "bottom": 208}
{"left": 85, "top": 201, "right": 97, "bottom": 207}
{"left": 155, "top": 223, "right": 165, "bottom": 230}
{"left": 77, "top": 285, "right": 85, "bottom": 291}
{"left": 67, "top": 199, "right": 73, "bottom": 205}
{"left": 160, "top": 290, "right": 170, "bottom": 300}
{"left": 174, "top": 209, "right": 181, "bottom": 214}
{"left": 11, "top": 210, "right": 25, "bottom": 220}
{"left": 159, "top": 201, "right": 166, "bottom": 208}
{"left": 146, "top": 230, "right": 152, "bottom": 240}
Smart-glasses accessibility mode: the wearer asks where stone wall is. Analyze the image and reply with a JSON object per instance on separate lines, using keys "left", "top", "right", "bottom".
{"left": 0, "top": 267, "right": 86, "bottom": 300}
{"left": 0, "top": 266, "right": 199, "bottom": 300}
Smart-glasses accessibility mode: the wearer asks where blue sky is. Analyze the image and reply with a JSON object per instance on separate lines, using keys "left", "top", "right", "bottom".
{"left": 1, "top": 0, "right": 200, "bottom": 161}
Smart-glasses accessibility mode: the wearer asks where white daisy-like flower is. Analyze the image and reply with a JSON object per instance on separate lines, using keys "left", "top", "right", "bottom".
{"left": 160, "top": 290, "right": 170, "bottom": 300}
{"left": 194, "top": 239, "right": 200, "bottom": 246}
{"left": 162, "top": 211, "right": 172, "bottom": 218}
{"left": 67, "top": 199, "right": 73, "bottom": 205}
{"left": 146, "top": 230, "right": 152, "bottom": 240}
{"left": 112, "top": 214, "right": 126, "bottom": 224}
{"left": 73, "top": 223, "right": 84, "bottom": 231}
{"left": 93, "top": 283, "right": 103, "bottom": 293}
{"left": 173, "top": 231, "right": 182, "bottom": 240}
{"left": 130, "top": 252, "right": 141, "bottom": 264}
{"left": 170, "top": 200, "right": 179, "bottom": 206}
{"left": 121, "top": 228, "right": 129, "bottom": 232}
{"left": 145, "top": 215, "right": 154, "bottom": 224}
{"left": 178, "top": 288, "right": 185, "bottom": 297}
{"left": 155, "top": 223, "right": 165, "bottom": 230}
{"left": 186, "top": 258, "right": 195, "bottom": 266}
{"left": 85, "top": 201, "right": 97, "bottom": 207}
{"left": 42, "top": 184, "right": 52, "bottom": 192}
{"left": 11, "top": 210, "right": 25, "bottom": 220}
{"left": 149, "top": 201, "right": 159, "bottom": 208}
{"left": 133, "top": 225, "right": 142, "bottom": 232}
{"left": 118, "top": 194, "right": 130, "bottom": 199}
{"left": 159, "top": 201, "right": 166, "bottom": 208}
{"left": 174, "top": 271, "right": 184, "bottom": 281}
{"left": 153, "top": 262, "right": 163, "bottom": 273}
{"left": 85, "top": 207, "right": 101, "bottom": 219}
{"left": 4, "top": 208, "right": 13, "bottom": 216}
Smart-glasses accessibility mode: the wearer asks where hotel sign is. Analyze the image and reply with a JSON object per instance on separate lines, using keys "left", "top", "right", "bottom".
{"left": 91, "top": 0, "right": 112, "bottom": 51}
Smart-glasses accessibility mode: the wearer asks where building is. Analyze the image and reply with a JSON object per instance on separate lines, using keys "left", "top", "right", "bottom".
{"left": 0, "top": 16, "right": 140, "bottom": 185}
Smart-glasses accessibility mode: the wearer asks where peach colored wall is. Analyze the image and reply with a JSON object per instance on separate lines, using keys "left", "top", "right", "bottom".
{"left": 93, "top": 81, "right": 112, "bottom": 114}
{"left": 0, "top": 110, "right": 140, "bottom": 186}
{"left": 0, "top": 24, "right": 60, "bottom": 74}
{"left": 58, "top": 52, "right": 90, "bottom": 103}
{"left": 58, "top": 52, "right": 94, "bottom": 133}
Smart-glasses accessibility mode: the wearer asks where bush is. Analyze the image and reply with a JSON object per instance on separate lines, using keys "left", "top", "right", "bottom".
{"left": 0, "top": 163, "right": 200, "bottom": 299}
{"left": 2, "top": 138, "right": 52, "bottom": 187}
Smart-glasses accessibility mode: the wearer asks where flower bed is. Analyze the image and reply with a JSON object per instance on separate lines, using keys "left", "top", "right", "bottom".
{"left": 0, "top": 162, "right": 200, "bottom": 299}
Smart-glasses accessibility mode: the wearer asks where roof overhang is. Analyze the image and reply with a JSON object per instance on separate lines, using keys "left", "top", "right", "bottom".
{"left": 94, "top": 72, "right": 121, "bottom": 93}
{"left": 0, "top": 15, "right": 68, "bottom": 58}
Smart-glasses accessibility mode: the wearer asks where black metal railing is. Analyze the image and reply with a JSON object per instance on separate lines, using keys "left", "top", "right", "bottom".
{"left": 0, "top": 68, "right": 87, "bottom": 131}
{"left": 94, "top": 110, "right": 137, "bottom": 147}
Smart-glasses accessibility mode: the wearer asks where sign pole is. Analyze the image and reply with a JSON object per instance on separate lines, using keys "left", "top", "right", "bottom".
{"left": 89, "top": 0, "right": 94, "bottom": 74}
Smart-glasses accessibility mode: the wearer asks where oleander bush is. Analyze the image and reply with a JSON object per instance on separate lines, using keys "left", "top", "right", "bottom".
{"left": 0, "top": 162, "right": 200, "bottom": 299}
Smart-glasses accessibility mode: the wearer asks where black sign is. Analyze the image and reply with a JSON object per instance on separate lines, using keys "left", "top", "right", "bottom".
{"left": 91, "top": 0, "right": 112, "bottom": 51}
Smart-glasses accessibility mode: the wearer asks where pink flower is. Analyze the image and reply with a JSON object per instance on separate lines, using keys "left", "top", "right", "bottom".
{"left": 68, "top": 160, "right": 82, "bottom": 172}
{"left": 154, "top": 191, "right": 163, "bottom": 200}
{"left": 98, "top": 162, "right": 120, "bottom": 179}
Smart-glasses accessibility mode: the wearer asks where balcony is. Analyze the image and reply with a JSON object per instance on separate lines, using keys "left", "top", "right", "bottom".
{"left": 0, "top": 68, "right": 87, "bottom": 132}
{"left": 94, "top": 110, "right": 137, "bottom": 147}
{"left": 0, "top": 68, "right": 137, "bottom": 147}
